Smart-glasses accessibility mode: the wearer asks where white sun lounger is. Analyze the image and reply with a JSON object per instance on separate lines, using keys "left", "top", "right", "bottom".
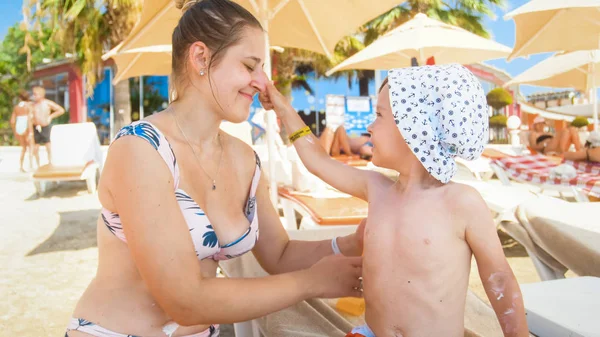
{"left": 511, "top": 196, "right": 600, "bottom": 281}
{"left": 520, "top": 277, "right": 600, "bottom": 337}
{"left": 489, "top": 155, "right": 592, "bottom": 202}
{"left": 452, "top": 178, "right": 539, "bottom": 225}
{"left": 32, "top": 123, "right": 103, "bottom": 196}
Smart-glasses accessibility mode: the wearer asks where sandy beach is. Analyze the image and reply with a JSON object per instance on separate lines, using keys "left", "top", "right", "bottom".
{"left": 0, "top": 146, "right": 569, "bottom": 336}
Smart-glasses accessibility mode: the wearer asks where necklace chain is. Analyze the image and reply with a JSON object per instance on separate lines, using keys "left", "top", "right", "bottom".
{"left": 171, "top": 112, "right": 223, "bottom": 191}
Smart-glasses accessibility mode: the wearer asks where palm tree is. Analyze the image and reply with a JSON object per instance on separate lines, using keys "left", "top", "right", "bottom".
{"left": 285, "top": 0, "right": 506, "bottom": 97}
{"left": 366, "top": 0, "right": 505, "bottom": 39}
{"left": 272, "top": 34, "right": 367, "bottom": 97}
{"left": 27, "top": 0, "right": 141, "bottom": 132}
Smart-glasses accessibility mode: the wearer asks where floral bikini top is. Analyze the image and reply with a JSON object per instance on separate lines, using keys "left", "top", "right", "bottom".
{"left": 101, "top": 121, "right": 261, "bottom": 261}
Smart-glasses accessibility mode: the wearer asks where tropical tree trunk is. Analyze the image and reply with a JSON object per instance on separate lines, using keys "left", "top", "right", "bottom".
{"left": 358, "top": 74, "right": 370, "bottom": 96}
{"left": 273, "top": 51, "right": 296, "bottom": 142}
{"left": 113, "top": 79, "right": 132, "bottom": 135}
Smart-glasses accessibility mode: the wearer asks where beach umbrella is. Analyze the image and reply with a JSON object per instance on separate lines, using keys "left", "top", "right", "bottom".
{"left": 103, "top": 45, "right": 172, "bottom": 83}
{"left": 505, "top": 0, "right": 600, "bottom": 61}
{"left": 326, "top": 13, "right": 512, "bottom": 76}
{"left": 504, "top": 50, "right": 600, "bottom": 128}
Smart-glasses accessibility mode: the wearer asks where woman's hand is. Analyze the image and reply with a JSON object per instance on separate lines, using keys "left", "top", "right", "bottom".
{"left": 303, "top": 255, "right": 363, "bottom": 299}
{"left": 258, "top": 78, "right": 292, "bottom": 117}
{"left": 336, "top": 219, "right": 367, "bottom": 257}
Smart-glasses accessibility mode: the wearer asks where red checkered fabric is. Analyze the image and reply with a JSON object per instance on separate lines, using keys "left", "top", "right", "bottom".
{"left": 493, "top": 155, "right": 600, "bottom": 198}
{"left": 565, "top": 160, "right": 600, "bottom": 175}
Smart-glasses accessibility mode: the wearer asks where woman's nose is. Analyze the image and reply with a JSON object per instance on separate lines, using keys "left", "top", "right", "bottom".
{"left": 251, "top": 70, "right": 269, "bottom": 93}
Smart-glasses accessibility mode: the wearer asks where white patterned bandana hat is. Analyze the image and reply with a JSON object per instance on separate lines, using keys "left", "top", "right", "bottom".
{"left": 387, "top": 64, "right": 489, "bottom": 183}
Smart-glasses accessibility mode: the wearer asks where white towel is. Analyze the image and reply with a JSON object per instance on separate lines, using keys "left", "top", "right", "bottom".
{"left": 549, "top": 164, "right": 577, "bottom": 180}
{"left": 587, "top": 131, "right": 600, "bottom": 148}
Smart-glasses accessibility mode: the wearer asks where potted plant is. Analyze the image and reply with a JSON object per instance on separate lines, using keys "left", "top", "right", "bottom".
{"left": 489, "top": 114, "right": 508, "bottom": 143}
{"left": 486, "top": 88, "right": 514, "bottom": 112}
{"left": 571, "top": 116, "right": 590, "bottom": 145}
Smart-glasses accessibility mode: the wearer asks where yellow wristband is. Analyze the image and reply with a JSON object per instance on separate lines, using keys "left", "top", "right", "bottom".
{"left": 289, "top": 126, "right": 312, "bottom": 143}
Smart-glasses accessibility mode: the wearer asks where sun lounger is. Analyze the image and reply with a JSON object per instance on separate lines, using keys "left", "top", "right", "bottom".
{"left": 491, "top": 154, "right": 596, "bottom": 202}
{"left": 220, "top": 228, "right": 518, "bottom": 337}
{"left": 565, "top": 160, "right": 600, "bottom": 175}
{"left": 332, "top": 154, "right": 369, "bottom": 167}
{"left": 510, "top": 196, "right": 600, "bottom": 281}
{"left": 482, "top": 148, "right": 512, "bottom": 160}
{"left": 455, "top": 145, "right": 530, "bottom": 181}
{"left": 278, "top": 187, "right": 366, "bottom": 230}
{"left": 452, "top": 179, "right": 539, "bottom": 225}
{"left": 455, "top": 157, "right": 495, "bottom": 181}
{"left": 32, "top": 123, "right": 103, "bottom": 196}
{"left": 520, "top": 277, "right": 600, "bottom": 337}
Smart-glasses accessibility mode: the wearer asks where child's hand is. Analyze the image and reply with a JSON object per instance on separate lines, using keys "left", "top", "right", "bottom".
{"left": 258, "top": 79, "right": 290, "bottom": 117}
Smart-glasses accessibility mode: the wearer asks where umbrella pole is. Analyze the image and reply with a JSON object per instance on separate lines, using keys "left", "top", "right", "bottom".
{"left": 375, "top": 69, "right": 382, "bottom": 93}
{"left": 594, "top": 86, "right": 599, "bottom": 130}
{"left": 585, "top": 87, "right": 599, "bottom": 130}
{"left": 260, "top": 0, "right": 279, "bottom": 207}
{"left": 139, "top": 76, "right": 144, "bottom": 120}
{"left": 592, "top": 61, "right": 599, "bottom": 130}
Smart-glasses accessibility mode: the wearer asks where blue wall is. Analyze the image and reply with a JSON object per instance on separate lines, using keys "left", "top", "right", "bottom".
{"left": 87, "top": 69, "right": 388, "bottom": 143}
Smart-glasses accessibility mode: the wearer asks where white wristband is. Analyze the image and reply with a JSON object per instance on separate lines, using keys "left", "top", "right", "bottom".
{"left": 331, "top": 236, "right": 342, "bottom": 255}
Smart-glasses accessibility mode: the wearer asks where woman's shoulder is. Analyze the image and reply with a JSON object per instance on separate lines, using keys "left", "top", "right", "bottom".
{"left": 13, "top": 101, "right": 31, "bottom": 113}
{"left": 222, "top": 132, "right": 261, "bottom": 170}
{"left": 103, "top": 122, "right": 178, "bottom": 190}
{"left": 114, "top": 120, "right": 164, "bottom": 149}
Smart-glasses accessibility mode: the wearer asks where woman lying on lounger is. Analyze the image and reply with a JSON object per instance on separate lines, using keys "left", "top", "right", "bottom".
{"left": 319, "top": 125, "right": 373, "bottom": 159}
{"left": 562, "top": 131, "right": 600, "bottom": 163}
{"left": 529, "top": 116, "right": 582, "bottom": 155}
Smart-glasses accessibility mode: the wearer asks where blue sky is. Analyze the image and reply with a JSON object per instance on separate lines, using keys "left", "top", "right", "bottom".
{"left": 0, "top": 0, "right": 565, "bottom": 97}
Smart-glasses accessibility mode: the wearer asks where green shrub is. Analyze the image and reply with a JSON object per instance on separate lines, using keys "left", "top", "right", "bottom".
{"left": 486, "top": 88, "right": 514, "bottom": 110}
{"left": 489, "top": 114, "right": 508, "bottom": 128}
{"left": 571, "top": 116, "right": 589, "bottom": 128}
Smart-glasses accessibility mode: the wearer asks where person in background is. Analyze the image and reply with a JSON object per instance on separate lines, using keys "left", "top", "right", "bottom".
{"left": 10, "top": 90, "right": 34, "bottom": 172}
{"left": 562, "top": 130, "right": 600, "bottom": 163}
{"left": 31, "top": 85, "right": 65, "bottom": 166}
{"left": 529, "top": 116, "right": 582, "bottom": 155}
{"left": 319, "top": 125, "right": 373, "bottom": 159}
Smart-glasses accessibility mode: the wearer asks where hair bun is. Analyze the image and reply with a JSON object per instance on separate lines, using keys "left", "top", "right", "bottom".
{"left": 175, "top": 0, "right": 202, "bottom": 11}
{"left": 174, "top": 0, "right": 186, "bottom": 10}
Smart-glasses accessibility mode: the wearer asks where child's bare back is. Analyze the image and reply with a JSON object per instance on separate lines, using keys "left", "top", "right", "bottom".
{"left": 364, "top": 178, "right": 480, "bottom": 336}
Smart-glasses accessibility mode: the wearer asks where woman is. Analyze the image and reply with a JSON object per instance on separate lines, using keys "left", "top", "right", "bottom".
{"left": 66, "top": 1, "right": 363, "bottom": 336}
{"left": 563, "top": 131, "right": 600, "bottom": 163}
{"left": 529, "top": 116, "right": 582, "bottom": 155}
{"left": 10, "top": 90, "right": 34, "bottom": 172}
{"left": 319, "top": 126, "right": 373, "bottom": 159}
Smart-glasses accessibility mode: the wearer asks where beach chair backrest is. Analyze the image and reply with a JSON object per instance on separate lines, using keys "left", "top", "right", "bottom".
{"left": 220, "top": 121, "right": 253, "bottom": 146}
{"left": 50, "top": 122, "right": 102, "bottom": 167}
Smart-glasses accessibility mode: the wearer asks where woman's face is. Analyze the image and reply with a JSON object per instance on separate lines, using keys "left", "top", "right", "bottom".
{"left": 207, "top": 27, "right": 269, "bottom": 123}
{"left": 533, "top": 122, "right": 545, "bottom": 133}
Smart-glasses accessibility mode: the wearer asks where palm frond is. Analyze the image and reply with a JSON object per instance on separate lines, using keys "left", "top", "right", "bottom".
{"left": 28, "top": 0, "right": 141, "bottom": 96}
